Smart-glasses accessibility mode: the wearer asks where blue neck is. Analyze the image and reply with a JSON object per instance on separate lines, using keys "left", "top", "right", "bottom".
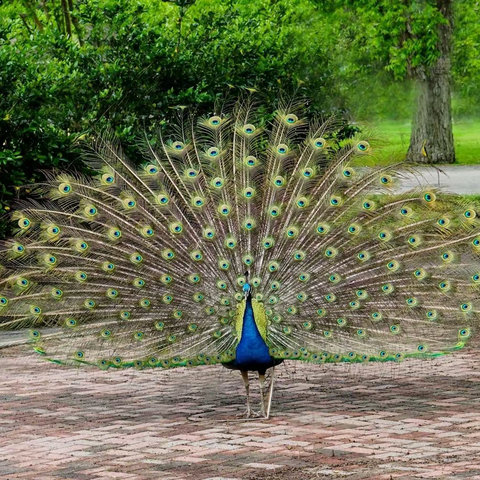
{"left": 234, "top": 296, "right": 272, "bottom": 369}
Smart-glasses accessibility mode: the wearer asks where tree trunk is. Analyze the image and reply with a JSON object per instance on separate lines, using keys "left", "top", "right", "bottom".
{"left": 407, "top": 0, "right": 455, "bottom": 164}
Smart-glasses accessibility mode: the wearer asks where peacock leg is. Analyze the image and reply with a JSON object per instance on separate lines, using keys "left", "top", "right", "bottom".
{"left": 258, "top": 373, "right": 267, "bottom": 417}
{"left": 265, "top": 367, "right": 275, "bottom": 419}
{"left": 238, "top": 370, "right": 252, "bottom": 418}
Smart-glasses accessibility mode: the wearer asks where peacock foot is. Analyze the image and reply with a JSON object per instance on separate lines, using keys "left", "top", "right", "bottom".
{"left": 236, "top": 409, "right": 262, "bottom": 418}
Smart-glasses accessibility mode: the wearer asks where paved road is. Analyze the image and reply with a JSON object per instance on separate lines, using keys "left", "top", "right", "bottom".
{"left": 398, "top": 165, "right": 480, "bottom": 195}
{"left": 2, "top": 344, "right": 480, "bottom": 479}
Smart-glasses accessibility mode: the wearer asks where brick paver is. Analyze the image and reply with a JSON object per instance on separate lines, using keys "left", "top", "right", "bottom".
{"left": 2, "top": 345, "right": 480, "bottom": 479}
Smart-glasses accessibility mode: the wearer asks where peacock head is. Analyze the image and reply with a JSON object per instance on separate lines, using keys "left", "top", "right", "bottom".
{"left": 243, "top": 271, "right": 252, "bottom": 299}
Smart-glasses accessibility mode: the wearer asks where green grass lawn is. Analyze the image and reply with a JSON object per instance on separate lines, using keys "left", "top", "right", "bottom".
{"left": 355, "top": 118, "right": 480, "bottom": 166}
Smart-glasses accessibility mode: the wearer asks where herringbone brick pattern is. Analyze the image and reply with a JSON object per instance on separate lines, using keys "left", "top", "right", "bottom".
{"left": 2, "top": 345, "right": 480, "bottom": 479}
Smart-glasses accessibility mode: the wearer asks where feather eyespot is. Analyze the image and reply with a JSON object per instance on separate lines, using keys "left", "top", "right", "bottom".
{"left": 101, "top": 174, "right": 115, "bottom": 184}
{"left": 212, "top": 177, "right": 224, "bottom": 189}
{"left": 146, "top": 164, "right": 158, "bottom": 175}
{"left": 313, "top": 137, "right": 326, "bottom": 149}
{"left": 330, "top": 196, "right": 342, "bottom": 206}
{"left": 460, "top": 303, "right": 472, "bottom": 312}
{"left": 130, "top": 253, "right": 143, "bottom": 264}
{"left": 12, "top": 243, "right": 25, "bottom": 254}
{"left": 158, "top": 194, "right": 169, "bottom": 205}
{"left": 18, "top": 218, "right": 31, "bottom": 228}
{"left": 293, "top": 250, "right": 305, "bottom": 261}
{"left": 286, "top": 227, "right": 299, "bottom": 238}
{"left": 382, "top": 284, "right": 393, "bottom": 294}
{"left": 285, "top": 114, "right": 298, "bottom": 124}
{"left": 209, "top": 116, "right": 221, "bottom": 126}
{"left": 75, "top": 271, "right": 87, "bottom": 282}
{"left": 329, "top": 274, "right": 341, "bottom": 283}
{"left": 243, "top": 187, "right": 255, "bottom": 199}
{"left": 437, "top": 217, "right": 449, "bottom": 227}
{"left": 438, "top": 280, "right": 450, "bottom": 291}
{"left": 172, "top": 141, "right": 185, "bottom": 151}
{"left": 263, "top": 237, "right": 275, "bottom": 249}
{"left": 273, "top": 176, "right": 285, "bottom": 187}
{"left": 218, "top": 204, "right": 230, "bottom": 216}
{"left": 170, "top": 222, "right": 183, "bottom": 234}
{"left": 268, "top": 261, "right": 279, "bottom": 272}
{"left": 207, "top": 147, "right": 219, "bottom": 157}
{"left": 218, "top": 259, "right": 230, "bottom": 270}
{"left": 423, "top": 192, "right": 436, "bottom": 203}
{"left": 316, "top": 223, "right": 330, "bottom": 235}
{"left": 58, "top": 182, "right": 72, "bottom": 194}
{"left": 357, "top": 250, "right": 370, "bottom": 261}
{"left": 123, "top": 198, "right": 136, "bottom": 209}
{"left": 325, "top": 293, "right": 336, "bottom": 302}
{"left": 186, "top": 168, "right": 198, "bottom": 179}
{"left": 413, "top": 268, "right": 426, "bottom": 280}
{"left": 357, "top": 141, "right": 369, "bottom": 152}
{"left": 299, "top": 273, "right": 310, "bottom": 282}
{"left": 296, "top": 196, "right": 308, "bottom": 208}
{"left": 84, "top": 299, "right": 96, "bottom": 308}
{"left": 106, "top": 288, "right": 119, "bottom": 298}
{"left": 225, "top": 237, "right": 236, "bottom": 249}
{"left": 459, "top": 328, "right": 471, "bottom": 338}
{"left": 243, "top": 124, "right": 256, "bottom": 134}
{"left": 141, "top": 226, "right": 154, "bottom": 237}
{"left": 162, "top": 249, "right": 175, "bottom": 260}
{"left": 277, "top": 144, "right": 289, "bottom": 154}
{"left": 302, "top": 168, "right": 314, "bottom": 178}
{"left": 400, "top": 206, "right": 412, "bottom": 217}
{"left": 47, "top": 225, "right": 61, "bottom": 236}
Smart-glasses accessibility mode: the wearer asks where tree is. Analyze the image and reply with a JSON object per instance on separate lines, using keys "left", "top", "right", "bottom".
{"left": 337, "top": 0, "right": 456, "bottom": 163}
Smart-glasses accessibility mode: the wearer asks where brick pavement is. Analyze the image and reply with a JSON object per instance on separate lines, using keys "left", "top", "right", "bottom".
{"left": 2, "top": 345, "right": 480, "bottom": 479}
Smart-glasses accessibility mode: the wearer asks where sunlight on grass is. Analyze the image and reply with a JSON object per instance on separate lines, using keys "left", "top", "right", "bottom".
{"left": 355, "top": 119, "right": 480, "bottom": 166}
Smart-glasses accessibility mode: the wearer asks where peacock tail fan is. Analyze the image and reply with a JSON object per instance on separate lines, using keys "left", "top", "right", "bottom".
{"left": 0, "top": 97, "right": 479, "bottom": 370}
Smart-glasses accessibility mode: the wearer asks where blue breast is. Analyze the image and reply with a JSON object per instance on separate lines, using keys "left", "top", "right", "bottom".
{"left": 231, "top": 297, "right": 273, "bottom": 370}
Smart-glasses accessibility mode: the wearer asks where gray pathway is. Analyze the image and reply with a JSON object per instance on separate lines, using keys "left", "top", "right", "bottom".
{"left": 398, "top": 165, "right": 480, "bottom": 195}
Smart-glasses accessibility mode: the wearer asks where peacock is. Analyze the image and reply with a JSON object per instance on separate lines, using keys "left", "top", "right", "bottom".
{"left": 1, "top": 97, "right": 479, "bottom": 419}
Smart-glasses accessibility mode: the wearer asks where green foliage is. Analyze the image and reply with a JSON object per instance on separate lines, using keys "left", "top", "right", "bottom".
{"left": 329, "top": 0, "right": 447, "bottom": 80}
{"left": 0, "top": 0, "right": 338, "bottom": 233}
{"left": 452, "top": 0, "right": 480, "bottom": 115}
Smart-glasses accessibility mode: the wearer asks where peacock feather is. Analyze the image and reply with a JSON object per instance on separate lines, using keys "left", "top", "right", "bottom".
{"left": 1, "top": 98, "right": 479, "bottom": 415}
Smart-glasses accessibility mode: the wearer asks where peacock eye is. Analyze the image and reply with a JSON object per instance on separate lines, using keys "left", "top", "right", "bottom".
{"left": 357, "top": 141, "right": 369, "bottom": 152}
{"left": 208, "top": 147, "right": 219, "bottom": 157}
